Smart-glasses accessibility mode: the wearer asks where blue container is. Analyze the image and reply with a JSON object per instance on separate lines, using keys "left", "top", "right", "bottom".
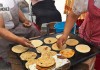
{"left": 54, "top": 21, "right": 76, "bottom": 34}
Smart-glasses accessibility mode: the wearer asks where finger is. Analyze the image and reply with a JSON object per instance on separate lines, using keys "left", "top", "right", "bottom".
{"left": 26, "top": 39, "right": 30, "bottom": 43}
{"left": 25, "top": 39, "right": 35, "bottom": 48}
{"left": 62, "top": 40, "right": 66, "bottom": 45}
{"left": 28, "top": 44, "right": 35, "bottom": 48}
{"left": 26, "top": 22, "right": 32, "bottom": 25}
{"left": 23, "top": 23, "right": 31, "bottom": 27}
{"left": 59, "top": 42, "right": 63, "bottom": 49}
{"left": 24, "top": 23, "right": 30, "bottom": 26}
{"left": 57, "top": 39, "right": 62, "bottom": 49}
{"left": 25, "top": 42, "right": 35, "bottom": 48}
{"left": 25, "top": 39, "right": 33, "bottom": 45}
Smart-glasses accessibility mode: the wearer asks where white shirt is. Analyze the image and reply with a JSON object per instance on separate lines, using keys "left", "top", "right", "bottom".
{"left": 0, "top": 0, "right": 18, "bottom": 29}
{"left": 72, "top": 0, "right": 100, "bottom": 15}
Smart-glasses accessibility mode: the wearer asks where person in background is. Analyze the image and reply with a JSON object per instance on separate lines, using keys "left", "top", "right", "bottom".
{"left": 18, "top": 0, "right": 29, "bottom": 11}
{"left": 31, "top": 0, "right": 62, "bottom": 29}
{"left": 0, "top": 0, "right": 40, "bottom": 62}
{"left": 57, "top": 0, "right": 100, "bottom": 70}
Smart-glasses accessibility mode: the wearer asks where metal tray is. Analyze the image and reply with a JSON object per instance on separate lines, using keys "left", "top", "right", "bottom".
{"left": 29, "top": 33, "right": 100, "bottom": 66}
{"left": 12, "top": 33, "right": 100, "bottom": 70}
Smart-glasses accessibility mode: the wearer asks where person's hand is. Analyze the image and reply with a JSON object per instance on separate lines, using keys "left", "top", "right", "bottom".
{"left": 57, "top": 35, "right": 68, "bottom": 49}
{"left": 23, "top": 20, "right": 32, "bottom": 27}
{"left": 17, "top": 37, "right": 34, "bottom": 48}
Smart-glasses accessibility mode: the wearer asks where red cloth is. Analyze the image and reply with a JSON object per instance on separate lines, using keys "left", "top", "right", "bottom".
{"left": 76, "top": 19, "right": 84, "bottom": 27}
{"left": 79, "top": 0, "right": 100, "bottom": 46}
{"left": 78, "top": 0, "right": 100, "bottom": 69}
{"left": 95, "top": 54, "right": 100, "bottom": 70}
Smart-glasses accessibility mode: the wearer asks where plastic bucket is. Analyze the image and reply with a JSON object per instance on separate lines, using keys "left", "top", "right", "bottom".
{"left": 54, "top": 21, "right": 76, "bottom": 34}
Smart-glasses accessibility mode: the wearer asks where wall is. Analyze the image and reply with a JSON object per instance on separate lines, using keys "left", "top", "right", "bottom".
{"left": 55, "top": 0, "right": 66, "bottom": 21}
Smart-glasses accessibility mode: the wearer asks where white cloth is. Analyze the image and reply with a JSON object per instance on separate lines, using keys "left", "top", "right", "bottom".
{"left": 0, "top": 0, "right": 18, "bottom": 29}
{"left": 72, "top": 0, "right": 100, "bottom": 15}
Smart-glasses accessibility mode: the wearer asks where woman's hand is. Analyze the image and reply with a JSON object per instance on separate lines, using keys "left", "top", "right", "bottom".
{"left": 57, "top": 35, "right": 68, "bottom": 49}
{"left": 17, "top": 37, "right": 34, "bottom": 48}
{"left": 23, "top": 20, "right": 32, "bottom": 27}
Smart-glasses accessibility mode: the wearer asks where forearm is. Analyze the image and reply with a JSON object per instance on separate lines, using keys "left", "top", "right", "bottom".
{"left": 0, "top": 14, "right": 20, "bottom": 43}
{"left": 0, "top": 13, "right": 5, "bottom": 28}
{"left": 18, "top": 9, "right": 27, "bottom": 23}
{"left": 63, "top": 11, "right": 80, "bottom": 36}
{"left": 0, "top": 28, "right": 21, "bottom": 43}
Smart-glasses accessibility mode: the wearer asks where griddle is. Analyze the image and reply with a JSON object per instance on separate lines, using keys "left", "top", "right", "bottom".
{"left": 11, "top": 33, "right": 100, "bottom": 70}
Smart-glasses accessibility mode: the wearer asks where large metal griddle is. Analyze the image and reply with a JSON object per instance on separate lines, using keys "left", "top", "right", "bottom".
{"left": 12, "top": 33, "right": 100, "bottom": 70}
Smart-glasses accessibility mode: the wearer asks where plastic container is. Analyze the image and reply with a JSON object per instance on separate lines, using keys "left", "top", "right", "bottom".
{"left": 54, "top": 21, "right": 76, "bottom": 34}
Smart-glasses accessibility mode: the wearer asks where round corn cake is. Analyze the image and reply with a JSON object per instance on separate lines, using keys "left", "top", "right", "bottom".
{"left": 66, "top": 39, "right": 79, "bottom": 46}
{"left": 60, "top": 48, "right": 75, "bottom": 58}
{"left": 25, "top": 59, "right": 37, "bottom": 69}
{"left": 56, "top": 34, "right": 70, "bottom": 39}
{"left": 37, "top": 57, "right": 55, "bottom": 67}
{"left": 41, "top": 51, "right": 57, "bottom": 57}
{"left": 52, "top": 43, "right": 66, "bottom": 51}
{"left": 30, "top": 40, "right": 43, "bottom": 48}
{"left": 20, "top": 51, "right": 37, "bottom": 61}
{"left": 44, "top": 37, "right": 57, "bottom": 44}
{"left": 75, "top": 44, "right": 91, "bottom": 53}
{"left": 36, "top": 45, "right": 51, "bottom": 53}
{"left": 12, "top": 45, "right": 29, "bottom": 53}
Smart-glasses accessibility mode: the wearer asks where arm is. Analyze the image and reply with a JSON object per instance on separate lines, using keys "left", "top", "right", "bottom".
{"left": 18, "top": 9, "right": 28, "bottom": 23}
{"left": 0, "top": 14, "right": 21, "bottom": 42}
{"left": 63, "top": 0, "right": 88, "bottom": 36}
{"left": 63, "top": 11, "right": 80, "bottom": 37}
{"left": 0, "top": 14, "right": 33, "bottom": 47}
{"left": 57, "top": 11, "right": 80, "bottom": 48}
{"left": 18, "top": 9, "right": 31, "bottom": 27}
{"left": 57, "top": 0, "right": 87, "bottom": 48}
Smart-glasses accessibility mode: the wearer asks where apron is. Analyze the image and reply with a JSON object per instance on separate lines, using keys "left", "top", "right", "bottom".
{"left": 0, "top": 0, "right": 40, "bottom": 62}
{"left": 79, "top": 0, "right": 100, "bottom": 69}
{"left": 79, "top": 0, "right": 100, "bottom": 47}
{"left": 0, "top": 0, "right": 19, "bottom": 62}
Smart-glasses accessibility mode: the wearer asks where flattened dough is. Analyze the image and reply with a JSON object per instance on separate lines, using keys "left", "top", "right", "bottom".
{"left": 20, "top": 51, "right": 37, "bottom": 61}
{"left": 30, "top": 40, "right": 43, "bottom": 48}
{"left": 44, "top": 37, "right": 57, "bottom": 44}
{"left": 66, "top": 39, "right": 79, "bottom": 46}
{"left": 75, "top": 44, "right": 91, "bottom": 53}
{"left": 60, "top": 48, "right": 75, "bottom": 58}
{"left": 12, "top": 45, "right": 29, "bottom": 53}
{"left": 36, "top": 45, "right": 51, "bottom": 53}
